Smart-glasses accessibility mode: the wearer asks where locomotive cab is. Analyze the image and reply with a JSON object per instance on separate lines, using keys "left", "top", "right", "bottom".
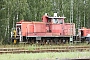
{"left": 42, "top": 13, "right": 66, "bottom": 24}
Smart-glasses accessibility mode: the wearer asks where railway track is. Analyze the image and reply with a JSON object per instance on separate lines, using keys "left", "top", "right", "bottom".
{"left": 0, "top": 46, "right": 90, "bottom": 54}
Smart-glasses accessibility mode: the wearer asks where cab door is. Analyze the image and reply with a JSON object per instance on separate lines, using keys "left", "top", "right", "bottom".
{"left": 16, "top": 24, "right": 21, "bottom": 36}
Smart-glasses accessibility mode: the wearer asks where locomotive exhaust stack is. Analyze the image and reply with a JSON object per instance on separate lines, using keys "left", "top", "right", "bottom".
{"left": 45, "top": 13, "right": 48, "bottom": 16}
{"left": 54, "top": 13, "right": 57, "bottom": 17}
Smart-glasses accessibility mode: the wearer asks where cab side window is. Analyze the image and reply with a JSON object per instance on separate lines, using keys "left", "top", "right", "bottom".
{"left": 52, "top": 18, "right": 63, "bottom": 24}
{"left": 59, "top": 19, "right": 63, "bottom": 24}
{"left": 52, "top": 18, "right": 58, "bottom": 24}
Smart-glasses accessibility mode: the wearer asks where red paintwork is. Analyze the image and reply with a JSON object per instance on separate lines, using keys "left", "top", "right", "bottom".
{"left": 51, "top": 24, "right": 63, "bottom": 35}
{"left": 34, "top": 22, "right": 46, "bottom": 33}
{"left": 21, "top": 22, "right": 33, "bottom": 36}
{"left": 79, "top": 27, "right": 90, "bottom": 37}
{"left": 16, "top": 15, "right": 76, "bottom": 37}
{"left": 64, "top": 23, "right": 75, "bottom": 36}
{"left": 42, "top": 15, "right": 48, "bottom": 23}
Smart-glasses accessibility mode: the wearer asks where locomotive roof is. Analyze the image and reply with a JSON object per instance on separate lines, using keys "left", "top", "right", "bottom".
{"left": 48, "top": 16, "right": 66, "bottom": 19}
{"left": 64, "top": 23, "right": 75, "bottom": 24}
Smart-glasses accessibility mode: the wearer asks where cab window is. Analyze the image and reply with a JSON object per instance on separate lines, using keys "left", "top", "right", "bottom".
{"left": 58, "top": 19, "right": 63, "bottom": 24}
{"left": 52, "top": 18, "right": 63, "bottom": 24}
{"left": 52, "top": 18, "right": 58, "bottom": 24}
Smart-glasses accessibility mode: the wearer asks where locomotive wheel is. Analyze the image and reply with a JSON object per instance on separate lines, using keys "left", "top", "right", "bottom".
{"left": 42, "top": 39, "right": 46, "bottom": 45}
{"left": 53, "top": 38, "right": 59, "bottom": 45}
{"left": 59, "top": 39, "right": 62, "bottom": 44}
{"left": 50, "top": 40, "right": 53, "bottom": 45}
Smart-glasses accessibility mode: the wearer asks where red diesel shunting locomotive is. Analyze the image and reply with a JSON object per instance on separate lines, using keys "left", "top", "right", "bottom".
{"left": 11, "top": 13, "right": 90, "bottom": 44}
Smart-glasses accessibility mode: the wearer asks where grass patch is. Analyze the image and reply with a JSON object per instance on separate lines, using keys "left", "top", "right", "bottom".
{"left": 0, "top": 52, "right": 90, "bottom": 60}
